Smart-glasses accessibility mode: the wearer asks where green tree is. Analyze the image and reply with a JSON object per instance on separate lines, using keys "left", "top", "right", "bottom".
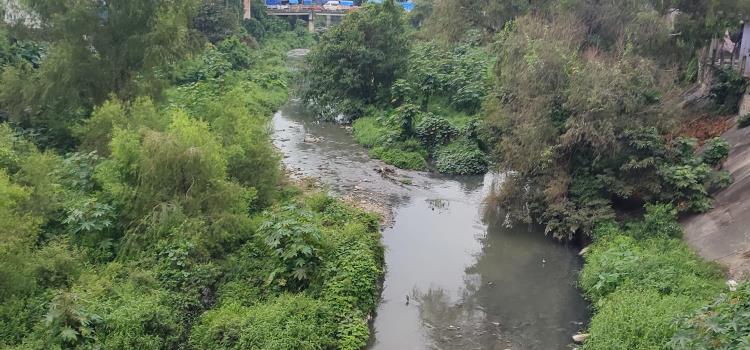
{"left": 0, "top": 0, "right": 199, "bottom": 149}
{"left": 194, "top": 0, "right": 243, "bottom": 43}
{"left": 302, "top": 0, "right": 409, "bottom": 118}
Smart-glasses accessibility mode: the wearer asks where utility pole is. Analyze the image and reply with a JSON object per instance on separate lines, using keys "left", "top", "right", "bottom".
{"left": 243, "top": 0, "right": 251, "bottom": 20}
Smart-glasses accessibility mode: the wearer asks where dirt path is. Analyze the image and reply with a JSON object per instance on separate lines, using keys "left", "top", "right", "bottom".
{"left": 682, "top": 118, "right": 750, "bottom": 279}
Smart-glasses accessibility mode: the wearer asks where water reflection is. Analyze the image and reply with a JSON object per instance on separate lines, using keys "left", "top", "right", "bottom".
{"left": 272, "top": 99, "right": 588, "bottom": 350}
{"left": 402, "top": 202, "right": 588, "bottom": 350}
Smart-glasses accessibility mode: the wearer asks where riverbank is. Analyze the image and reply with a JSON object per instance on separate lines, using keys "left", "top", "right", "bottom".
{"left": 272, "top": 98, "right": 589, "bottom": 349}
{"left": 578, "top": 206, "right": 727, "bottom": 349}
{"left": 0, "top": 30, "right": 389, "bottom": 349}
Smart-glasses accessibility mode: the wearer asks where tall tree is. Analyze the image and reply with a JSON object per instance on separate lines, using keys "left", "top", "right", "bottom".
{"left": 302, "top": 0, "right": 409, "bottom": 118}
{"left": 0, "top": 0, "right": 199, "bottom": 149}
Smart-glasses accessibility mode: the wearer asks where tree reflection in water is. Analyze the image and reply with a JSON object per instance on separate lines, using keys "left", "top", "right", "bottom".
{"left": 411, "top": 200, "right": 589, "bottom": 350}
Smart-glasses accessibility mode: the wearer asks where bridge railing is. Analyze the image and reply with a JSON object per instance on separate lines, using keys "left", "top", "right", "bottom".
{"left": 266, "top": 5, "right": 357, "bottom": 14}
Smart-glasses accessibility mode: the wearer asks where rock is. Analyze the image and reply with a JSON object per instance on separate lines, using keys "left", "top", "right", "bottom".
{"left": 727, "top": 279, "right": 738, "bottom": 291}
{"left": 578, "top": 246, "right": 590, "bottom": 256}
{"left": 303, "top": 135, "right": 322, "bottom": 143}
{"left": 572, "top": 333, "right": 589, "bottom": 343}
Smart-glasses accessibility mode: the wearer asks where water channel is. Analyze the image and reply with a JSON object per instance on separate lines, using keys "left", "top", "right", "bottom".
{"left": 274, "top": 50, "right": 588, "bottom": 350}
{"left": 272, "top": 98, "right": 589, "bottom": 350}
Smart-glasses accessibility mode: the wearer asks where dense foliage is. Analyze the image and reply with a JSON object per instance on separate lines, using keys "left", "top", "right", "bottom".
{"left": 580, "top": 205, "right": 725, "bottom": 350}
{"left": 484, "top": 9, "right": 740, "bottom": 239}
{"left": 344, "top": 37, "right": 491, "bottom": 174}
{"left": 670, "top": 282, "right": 750, "bottom": 349}
{"left": 0, "top": 3, "right": 383, "bottom": 349}
{"left": 302, "top": 0, "right": 410, "bottom": 118}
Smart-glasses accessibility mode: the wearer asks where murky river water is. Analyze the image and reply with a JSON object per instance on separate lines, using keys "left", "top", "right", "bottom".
{"left": 272, "top": 98, "right": 589, "bottom": 350}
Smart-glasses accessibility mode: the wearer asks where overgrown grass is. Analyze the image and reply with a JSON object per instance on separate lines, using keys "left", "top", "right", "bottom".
{"left": 434, "top": 140, "right": 487, "bottom": 175}
{"left": 0, "top": 31, "right": 385, "bottom": 350}
{"left": 579, "top": 205, "right": 726, "bottom": 350}
{"left": 369, "top": 146, "right": 427, "bottom": 171}
{"left": 352, "top": 116, "right": 389, "bottom": 148}
{"left": 351, "top": 108, "right": 486, "bottom": 174}
{"left": 192, "top": 193, "right": 384, "bottom": 350}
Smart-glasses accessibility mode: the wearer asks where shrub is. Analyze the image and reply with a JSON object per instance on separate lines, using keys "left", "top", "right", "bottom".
{"left": 386, "top": 103, "right": 421, "bottom": 139}
{"left": 669, "top": 282, "right": 750, "bottom": 350}
{"left": 710, "top": 67, "right": 747, "bottom": 114}
{"left": 739, "top": 114, "right": 750, "bottom": 128}
{"left": 582, "top": 289, "right": 699, "bottom": 350}
{"left": 189, "top": 295, "right": 337, "bottom": 350}
{"left": 217, "top": 36, "right": 254, "bottom": 70}
{"left": 580, "top": 234, "right": 723, "bottom": 305}
{"left": 352, "top": 116, "right": 389, "bottom": 148}
{"left": 369, "top": 146, "right": 427, "bottom": 170}
{"left": 168, "top": 48, "right": 233, "bottom": 84}
{"left": 258, "top": 204, "right": 324, "bottom": 290}
{"left": 706, "top": 169, "right": 732, "bottom": 192}
{"left": 627, "top": 203, "right": 683, "bottom": 239}
{"left": 415, "top": 114, "right": 458, "bottom": 148}
{"left": 434, "top": 140, "right": 487, "bottom": 175}
{"left": 701, "top": 137, "right": 730, "bottom": 166}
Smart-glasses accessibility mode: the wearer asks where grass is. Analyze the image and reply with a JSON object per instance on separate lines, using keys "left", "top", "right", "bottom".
{"left": 352, "top": 116, "right": 389, "bottom": 148}
{"left": 351, "top": 105, "right": 487, "bottom": 174}
{"left": 369, "top": 146, "right": 427, "bottom": 171}
{"left": 579, "top": 210, "right": 726, "bottom": 350}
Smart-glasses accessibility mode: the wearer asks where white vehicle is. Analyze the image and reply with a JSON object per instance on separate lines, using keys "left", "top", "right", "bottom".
{"left": 322, "top": 1, "right": 340, "bottom": 10}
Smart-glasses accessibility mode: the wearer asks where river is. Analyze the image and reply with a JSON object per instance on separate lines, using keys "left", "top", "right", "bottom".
{"left": 272, "top": 97, "right": 589, "bottom": 350}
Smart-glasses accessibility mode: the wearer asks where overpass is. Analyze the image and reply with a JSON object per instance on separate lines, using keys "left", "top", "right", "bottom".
{"left": 266, "top": 6, "right": 357, "bottom": 32}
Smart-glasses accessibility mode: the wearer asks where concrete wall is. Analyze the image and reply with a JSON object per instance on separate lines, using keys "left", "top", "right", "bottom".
{"left": 682, "top": 118, "right": 750, "bottom": 279}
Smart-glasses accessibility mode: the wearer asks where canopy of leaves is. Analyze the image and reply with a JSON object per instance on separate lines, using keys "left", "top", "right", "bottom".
{"left": 0, "top": 0, "right": 200, "bottom": 148}
{"left": 302, "top": 0, "right": 410, "bottom": 118}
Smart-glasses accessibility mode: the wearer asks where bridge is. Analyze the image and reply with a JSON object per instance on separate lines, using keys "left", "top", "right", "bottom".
{"left": 266, "top": 6, "right": 358, "bottom": 32}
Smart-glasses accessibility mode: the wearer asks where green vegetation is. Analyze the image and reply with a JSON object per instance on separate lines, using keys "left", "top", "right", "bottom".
{"left": 0, "top": 2, "right": 383, "bottom": 349}
{"left": 370, "top": 146, "right": 427, "bottom": 171}
{"left": 434, "top": 140, "right": 487, "bottom": 175}
{"left": 306, "top": 14, "right": 492, "bottom": 174}
{"left": 740, "top": 114, "right": 750, "bottom": 129}
{"left": 342, "top": 0, "right": 750, "bottom": 348}
{"left": 670, "top": 282, "right": 750, "bottom": 349}
{"left": 580, "top": 205, "right": 725, "bottom": 350}
{"left": 302, "top": 0, "right": 410, "bottom": 118}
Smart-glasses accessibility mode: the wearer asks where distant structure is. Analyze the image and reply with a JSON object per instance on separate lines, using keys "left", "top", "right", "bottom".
{"left": 265, "top": 0, "right": 413, "bottom": 33}
{"left": 704, "top": 22, "right": 750, "bottom": 78}
{"left": 244, "top": 0, "right": 251, "bottom": 19}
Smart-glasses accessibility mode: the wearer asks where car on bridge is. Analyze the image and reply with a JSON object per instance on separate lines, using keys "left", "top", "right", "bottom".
{"left": 322, "top": 1, "right": 341, "bottom": 10}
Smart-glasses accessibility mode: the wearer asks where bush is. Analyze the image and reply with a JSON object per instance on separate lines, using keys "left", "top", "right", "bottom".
{"left": 352, "top": 116, "right": 389, "bottom": 148}
{"left": 701, "top": 137, "right": 730, "bottom": 166}
{"left": 627, "top": 203, "right": 683, "bottom": 239}
{"left": 710, "top": 67, "right": 747, "bottom": 114}
{"left": 434, "top": 140, "right": 487, "bottom": 175}
{"left": 739, "top": 114, "right": 750, "bottom": 128}
{"left": 669, "top": 282, "right": 750, "bottom": 350}
{"left": 415, "top": 114, "right": 458, "bottom": 148}
{"left": 580, "top": 217, "right": 726, "bottom": 350}
{"left": 369, "top": 146, "right": 427, "bottom": 170}
{"left": 580, "top": 234, "right": 723, "bottom": 305}
{"left": 190, "top": 295, "right": 337, "bottom": 350}
{"left": 168, "top": 48, "right": 233, "bottom": 84}
{"left": 258, "top": 204, "right": 324, "bottom": 290}
{"left": 217, "top": 36, "right": 255, "bottom": 70}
